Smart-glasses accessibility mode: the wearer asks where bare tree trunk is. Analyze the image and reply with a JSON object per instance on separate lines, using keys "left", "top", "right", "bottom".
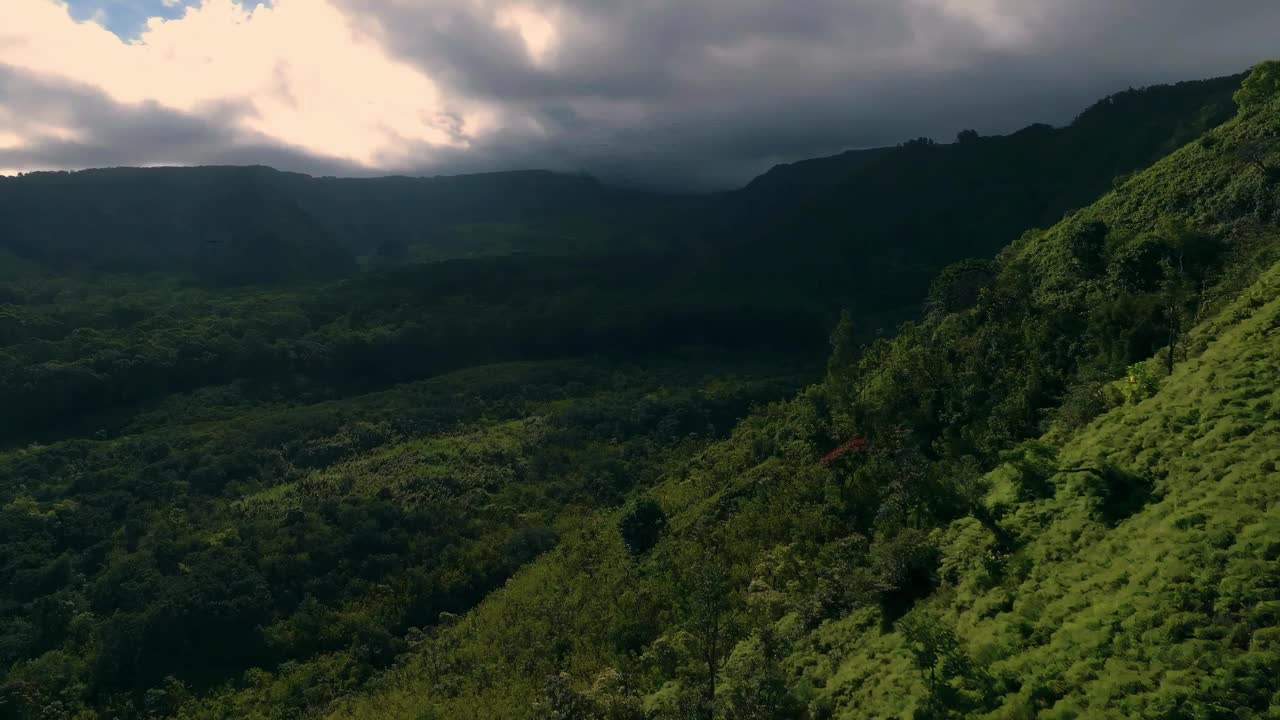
{"left": 703, "top": 627, "right": 719, "bottom": 720}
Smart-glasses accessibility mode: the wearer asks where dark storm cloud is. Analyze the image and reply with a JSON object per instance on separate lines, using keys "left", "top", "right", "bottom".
{"left": 0, "top": 64, "right": 367, "bottom": 177}
{"left": 339, "top": 0, "right": 1280, "bottom": 188}
{"left": 7, "top": 1, "right": 1280, "bottom": 189}
{"left": 339, "top": 0, "right": 914, "bottom": 102}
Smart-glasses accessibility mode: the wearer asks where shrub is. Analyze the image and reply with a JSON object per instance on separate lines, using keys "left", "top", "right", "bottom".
{"left": 1121, "top": 362, "right": 1158, "bottom": 404}
{"left": 1234, "top": 60, "right": 1280, "bottom": 111}
{"left": 619, "top": 498, "right": 668, "bottom": 558}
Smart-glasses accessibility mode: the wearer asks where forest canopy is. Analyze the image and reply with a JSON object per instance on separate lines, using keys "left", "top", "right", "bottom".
{"left": 2, "top": 64, "right": 1279, "bottom": 720}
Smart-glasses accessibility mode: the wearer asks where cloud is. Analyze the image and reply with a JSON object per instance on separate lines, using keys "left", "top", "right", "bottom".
{"left": 2, "top": 0, "right": 1280, "bottom": 188}
{"left": 1, "top": 0, "right": 486, "bottom": 174}
{"left": 338, "top": 0, "right": 1280, "bottom": 187}
{"left": 0, "top": 64, "right": 370, "bottom": 175}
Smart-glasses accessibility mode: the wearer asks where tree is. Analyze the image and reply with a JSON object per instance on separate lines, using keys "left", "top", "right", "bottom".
{"left": 1064, "top": 220, "right": 1109, "bottom": 279}
{"left": 143, "top": 675, "right": 191, "bottom": 717}
{"left": 869, "top": 528, "right": 939, "bottom": 620}
{"left": 900, "top": 612, "right": 962, "bottom": 705}
{"left": 619, "top": 498, "right": 667, "bottom": 558}
{"left": 1233, "top": 60, "right": 1280, "bottom": 111}
{"left": 941, "top": 456, "right": 1014, "bottom": 552}
{"left": 1108, "top": 237, "right": 1168, "bottom": 293}
{"left": 721, "top": 629, "right": 803, "bottom": 720}
{"left": 928, "top": 260, "right": 996, "bottom": 314}
{"left": 1231, "top": 137, "right": 1280, "bottom": 182}
{"left": 902, "top": 137, "right": 937, "bottom": 149}
{"left": 584, "top": 668, "right": 645, "bottom": 720}
{"left": 1158, "top": 258, "right": 1193, "bottom": 374}
{"left": 674, "top": 540, "right": 737, "bottom": 720}
{"left": 533, "top": 673, "right": 598, "bottom": 720}
{"left": 956, "top": 129, "right": 981, "bottom": 144}
{"left": 898, "top": 612, "right": 995, "bottom": 718}
{"left": 1152, "top": 219, "right": 1218, "bottom": 373}
{"left": 827, "top": 309, "right": 858, "bottom": 376}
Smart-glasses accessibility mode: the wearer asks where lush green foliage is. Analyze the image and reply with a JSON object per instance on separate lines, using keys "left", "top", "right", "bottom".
{"left": 0, "top": 254, "right": 829, "bottom": 442}
{"left": 0, "top": 354, "right": 808, "bottom": 719}
{"left": 3, "top": 67, "right": 1278, "bottom": 720}
{"left": 256, "top": 70, "right": 1276, "bottom": 720}
{"left": 1235, "top": 61, "right": 1280, "bottom": 110}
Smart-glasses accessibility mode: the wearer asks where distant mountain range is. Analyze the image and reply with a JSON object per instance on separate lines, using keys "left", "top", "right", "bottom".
{"left": 0, "top": 72, "right": 1244, "bottom": 300}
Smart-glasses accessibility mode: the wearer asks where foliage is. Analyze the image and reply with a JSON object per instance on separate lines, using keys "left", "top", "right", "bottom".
{"left": 927, "top": 259, "right": 996, "bottom": 314}
{"left": 1234, "top": 60, "right": 1280, "bottom": 110}
{"left": 898, "top": 610, "right": 997, "bottom": 718}
{"left": 298, "top": 67, "right": 1280, "bottom": 720}
{"left": 618, "top": 499, "right": 668, "bottom": 558}
{"left": 713, "top": 70, "right": 1244, "bottom": 322}
{"left": 1121, "top": 361, "right": 1159, "bottom": 403}
{"left": 4, "top": 66, "right": 1280, "bottom": 720}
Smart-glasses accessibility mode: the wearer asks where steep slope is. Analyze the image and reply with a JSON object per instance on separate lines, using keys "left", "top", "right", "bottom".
{"left": 247, "top": 69, "right": 1280, "bottom": 720}
{"left": 697, "top": 73, "right": 1243, "bottom": 314}
{"left": 794, "top": 261, "right": 1280, "bottom": 717}
{"left": 314, "top": 260, "right": 1280, "bottom": 720}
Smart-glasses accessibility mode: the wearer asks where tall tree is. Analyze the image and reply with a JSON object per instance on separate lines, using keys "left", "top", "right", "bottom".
{"left": 675, "top": 538, "right": 736, "bottom": 720}
{"left": 1233, "top": 59, "right": 1280, "bottom": 110}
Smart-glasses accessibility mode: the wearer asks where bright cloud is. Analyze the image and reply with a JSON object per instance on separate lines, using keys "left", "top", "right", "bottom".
{"left": 0, "top": 131, "right": 24, "bottom": 151}
{"left": 494, "top": 4, "right": 559, "bottom": 67}
{"left": 0, "top": 0, "right": 486, "bottom": 168}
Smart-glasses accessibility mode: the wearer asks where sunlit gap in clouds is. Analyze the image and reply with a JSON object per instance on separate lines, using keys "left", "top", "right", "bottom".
{"left": 1, "top": 0, "right": 496, "bottom": 172}
{"left": 495, "top": 3, "right": 559, "bottom": 67}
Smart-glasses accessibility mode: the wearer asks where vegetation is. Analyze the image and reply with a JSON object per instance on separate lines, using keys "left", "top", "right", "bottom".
{"left": 3, "top": 65, "right": 1279, "bottom": 720}
{"left": 709, "top": 72, "right": 1247, "bottom": 315}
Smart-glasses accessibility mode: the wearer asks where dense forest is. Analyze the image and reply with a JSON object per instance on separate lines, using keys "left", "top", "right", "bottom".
{"left": 2, "top": 63, "right": 1279, "bottom": 719}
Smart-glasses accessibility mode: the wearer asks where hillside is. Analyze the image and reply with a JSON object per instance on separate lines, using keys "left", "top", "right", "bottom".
{"left": 312, "top": 260, "right": 1280, "bottom": 720}
{"left": 793, "top": 254, "right": 1280, "bottom": 717}
{"left": 1, "top": 65, "right": 1277, "bottom": 720}
{"left": 180, "top": 68, "right": 1276, "bottom": 720}
{"left": 709, "top": 73, "right": 1247, "bottom": 312}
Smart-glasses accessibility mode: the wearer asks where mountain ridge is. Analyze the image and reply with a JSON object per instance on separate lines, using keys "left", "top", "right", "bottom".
{"left": 0, "top": 72, "right": 1246, "bottom": 288}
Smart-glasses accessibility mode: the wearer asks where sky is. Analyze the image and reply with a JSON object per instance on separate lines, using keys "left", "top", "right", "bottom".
{"left": 2, "top": 1, "right": 1279, "bottom": 189}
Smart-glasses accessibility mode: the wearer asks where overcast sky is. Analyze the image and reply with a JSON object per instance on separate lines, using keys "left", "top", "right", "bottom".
{"left": 2, "top": 0, "right": 1279, "bottom": 189}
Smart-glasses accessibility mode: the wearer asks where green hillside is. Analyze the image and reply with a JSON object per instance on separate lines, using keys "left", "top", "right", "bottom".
{"left": 312, "top": 261, "right": 1280, "bottom": 720}
{"left": 213, "top": 68, "right": 1276, "bottom": 720}
{"left": 1, "top": 65, "right": 1278, "bottom": 720}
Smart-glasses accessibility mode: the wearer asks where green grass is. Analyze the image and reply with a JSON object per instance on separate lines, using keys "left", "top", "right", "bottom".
{"left": 794, "top": 260, "right": 1280, "bottom": 718}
